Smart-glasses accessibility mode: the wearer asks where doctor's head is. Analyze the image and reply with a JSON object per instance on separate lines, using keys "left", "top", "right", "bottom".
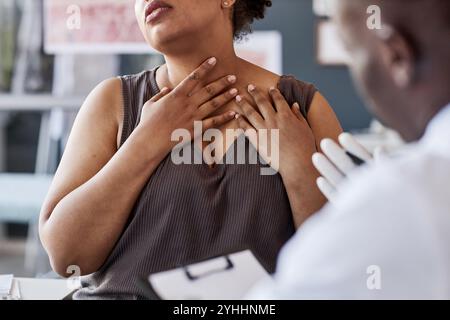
{"left": 135, "top": 0, "right": 272, "bottom": 54}
{"left": 331, "top": 0, "right": 450, "bottom": 142}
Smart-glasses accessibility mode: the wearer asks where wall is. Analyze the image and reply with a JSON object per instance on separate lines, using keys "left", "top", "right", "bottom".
{"left": 253, "top": 0, "right": 372, "bottom": 130}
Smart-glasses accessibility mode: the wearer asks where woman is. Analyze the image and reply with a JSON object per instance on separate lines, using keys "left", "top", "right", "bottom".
{"left": 39, "top": 0, "right": 342, "bottom": 299}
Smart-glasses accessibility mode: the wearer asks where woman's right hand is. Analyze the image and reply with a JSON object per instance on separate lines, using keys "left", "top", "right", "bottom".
{"left": 138, "top": 57, "right": 239, "bottom": 155}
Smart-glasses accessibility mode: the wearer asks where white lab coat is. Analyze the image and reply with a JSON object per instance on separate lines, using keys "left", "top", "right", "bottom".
{"left": 248, "top": 103, "right": 450, "bottom": 300}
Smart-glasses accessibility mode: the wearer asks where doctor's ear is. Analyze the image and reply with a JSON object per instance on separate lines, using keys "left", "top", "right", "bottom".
{"left": 221, "top": 0, "right": 237, "bottom": 9}
{"left": 375, "top": 25, "right": 416, "bottom": 88}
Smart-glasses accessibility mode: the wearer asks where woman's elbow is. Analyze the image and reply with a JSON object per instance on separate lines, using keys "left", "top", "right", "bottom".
{"left": 44, "top": 241, "right": 99, "bottom": 278}
{"left": 39, "top": 212, "right": 98, "bottom": 277}
{"left": 39, "top": 221, "right": 71, "bottom": 277}
{"left": 48, "top": 255, "right": 76, "bottom": 278}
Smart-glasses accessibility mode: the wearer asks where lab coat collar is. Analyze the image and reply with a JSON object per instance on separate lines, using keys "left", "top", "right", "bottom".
{"left": 421, "top": 102, "right": 450, "bottom": 154}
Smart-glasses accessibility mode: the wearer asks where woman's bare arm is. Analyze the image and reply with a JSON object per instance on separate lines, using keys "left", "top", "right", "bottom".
{"left": 281, "top": 92, "right": 343, "bottom": 227}
{"left": 307, "top": 92, "right": 343, "bottom": 149}
{"left": 39, "top": 78, "right": 169, "bottom": 276}
{"left": 39, "top": 58, "right": 239, "bottom": 277}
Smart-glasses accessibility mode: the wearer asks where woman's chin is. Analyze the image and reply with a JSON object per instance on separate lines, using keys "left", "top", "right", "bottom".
{"left": 147, "top": 32, "right": 184, "bottom": 53}
{"left": 147, "top": 39, "right": 171, "bottom": 54}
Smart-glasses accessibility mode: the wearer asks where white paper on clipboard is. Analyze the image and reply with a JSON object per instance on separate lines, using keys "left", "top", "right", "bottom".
{"left": 0, "top": 274, "right": 13, "bottom": 297}
{"left": 148, "top": 250, "right": 271, "bottom": 300}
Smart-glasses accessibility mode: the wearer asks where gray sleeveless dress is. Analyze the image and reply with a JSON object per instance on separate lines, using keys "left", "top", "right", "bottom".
{"left": 73, "top": 68, "right": 318, "bottom": 300}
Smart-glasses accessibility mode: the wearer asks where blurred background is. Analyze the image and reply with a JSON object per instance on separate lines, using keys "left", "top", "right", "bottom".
{"left": 0, "top": 0, "right": 402, "bottom": 278}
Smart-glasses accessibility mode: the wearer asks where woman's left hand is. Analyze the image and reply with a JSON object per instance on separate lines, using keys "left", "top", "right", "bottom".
{"left": 234, "top": 84, "right": 317, "bottom": 180}
{"left": 235, "top": 84, "right": 325, "bottom": 228}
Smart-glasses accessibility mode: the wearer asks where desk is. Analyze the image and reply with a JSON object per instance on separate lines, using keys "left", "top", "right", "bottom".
{"left": 12, "top": 277, "right": 75, "bottom": 300}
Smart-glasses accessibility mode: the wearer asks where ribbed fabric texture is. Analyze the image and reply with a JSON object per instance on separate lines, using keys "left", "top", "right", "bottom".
{"left": 74, "top": 69, "right": 318, "bottom": 300}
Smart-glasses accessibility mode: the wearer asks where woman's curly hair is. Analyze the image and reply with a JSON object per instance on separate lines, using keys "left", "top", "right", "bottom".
{"left": 232, "top": 0, "right": 272, "bottom": 40}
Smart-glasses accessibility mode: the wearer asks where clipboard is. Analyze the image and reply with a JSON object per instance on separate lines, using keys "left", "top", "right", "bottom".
{"left": 146, "top": 250, "right": 271, "bottom": 300}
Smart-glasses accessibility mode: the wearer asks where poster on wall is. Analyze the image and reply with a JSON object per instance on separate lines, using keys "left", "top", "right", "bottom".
{"left": 316, "top": 20, "right": 349, "bottom": 66}
{"left": 44, "top": 0, "right": 146, "bottom": 54}
{"left": 313, "top": 0, "right": 349, "bottom": 66}
{"left": 235, "top": 31, "right": 282, "bottom": 74}
{"left": 313, "top": 0, "right": 333, "bottom": 17}
{"left": 44, "top": 0, "right": 283, "bottom": 74}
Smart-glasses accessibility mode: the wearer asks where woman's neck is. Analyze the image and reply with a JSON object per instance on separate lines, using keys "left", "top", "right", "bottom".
{"left": 161, "top": 41, "right": 242, "bottom": 89}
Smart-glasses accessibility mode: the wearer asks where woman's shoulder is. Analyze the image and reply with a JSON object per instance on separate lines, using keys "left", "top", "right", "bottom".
{"left": 119, "top": 68, "right": 160, "bottom": 98}
{"left": 119, "top": 69, "right": 156, "bottom": 82}
{"left": 278, "top": 74, "right": 317, "bottom": 93}
{"left": 242, "top": 61, "right": 279, "bottom": 88}
{"left": 243, "top": 59, "right": 317, "bottom": 94}
{"left": 84, "top": 77, "right": 123, "bottom": 117}
{"left": 242, "top": 59, "right": 317, "bottom": 88}
{"left": 277, "top": 74, "right": 318, "bottom": 115}
{"left": 241, "top": 60, "right": 319, "bottom": 116}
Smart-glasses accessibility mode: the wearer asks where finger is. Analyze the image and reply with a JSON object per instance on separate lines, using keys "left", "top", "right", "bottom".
{"left": 235, "top": 114, "right": 258, "bottom": 147}
{"left": 291, "top": 103, "right": 307, "bottom": 122}
{"left": 193, "top": 74, "right": 237, "bottom": 106}
{"left": 235, "top": 95, "right": 265, "bottom": 129}
{"left": 197, "top": 87, "right": 239, "bottom": 119}
{"left": 235, "top": 113, "right": 254, "bottom": 131}
{"left": 317, "top": 177, "right": 337, "bottom": 204}
{"left": 174, "top": 57, "right": 217, "bottom": 96}
{"left": 312, "top": 152, "right": 345, "bottom": 188}
{"left": 373, "top": 146, "right": 387, "bottom": 162}
{"left": 247, "top": 84, "right": 275, "bottom": 119}
{"left": 320, "top": 139, "right": 357, "bottom": 175}
{"left": 202, "top": 111, "right": 237, "bottom": 131}
{"left": 338, "top": 133, "right": 372, "bottom": 162}
{"left": 149, "top": 87, "right": 171, "bottom": 102}
{"left": 269, "top": 87, "right": 290, "bottom": 113}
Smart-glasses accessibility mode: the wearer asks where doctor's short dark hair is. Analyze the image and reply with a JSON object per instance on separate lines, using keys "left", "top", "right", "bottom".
{"left": 232, "top": 0, "right": 272, "bottom": 40}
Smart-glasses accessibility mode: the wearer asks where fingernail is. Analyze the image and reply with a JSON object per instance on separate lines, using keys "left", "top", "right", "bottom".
{"left": 294, "top": 102, "right": 300, "bottom": 109}
{"left": 248, "top": 84, "right": 255, "bottom": 92}
{"left": 229, "top": 111, "right": 236, "bottom": 117}
{"left": 235, "top": 95, "right": 242, "bottom": 102}
{"left": 208, "top": 57, "right": 217, "bottom": 65}
{"left": 269, "top": 87, "right": 276, "bottom": 92}
{"left": 229, "top": 88, "right": 238, "bottom": 95}
{"left": 228, "top": 75, "right": 237, "bottom": 83}
{"left": 235, "top": 114, "right": 240, "bottom": 119}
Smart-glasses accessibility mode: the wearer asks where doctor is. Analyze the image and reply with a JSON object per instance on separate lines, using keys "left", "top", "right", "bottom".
{"left": 248, "top": 0, "right": 450, "bottom": 299}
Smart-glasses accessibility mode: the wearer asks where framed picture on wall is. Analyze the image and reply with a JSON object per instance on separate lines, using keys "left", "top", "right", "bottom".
{"left": 43, "top": 0, "right": 282, "bottom": 73}
{"left": 44, "top": 0, "right": 149, "bottom": 54}
{"left": 313, "top": 0, "right": 332, "bottom": 17}
{"left": 315, "top": 20, "right": 349, "bottom": 66}
{"left": 235, "top": 31, "right": 283, "bottom": 74}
